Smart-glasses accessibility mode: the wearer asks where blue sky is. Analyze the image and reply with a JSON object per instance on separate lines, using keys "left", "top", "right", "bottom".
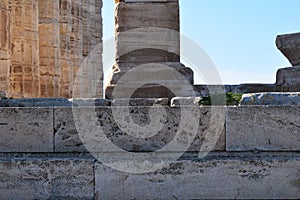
{"left": 103, "top": 0, "right": 300, "bottom": 84}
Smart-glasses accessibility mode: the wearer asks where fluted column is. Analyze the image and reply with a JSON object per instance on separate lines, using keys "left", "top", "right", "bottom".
{"left": 38, "top": 0, "right": 60, "bottom": 97}
{"left": 59, "top": 0, "right": 73, "bottom": 97}
{"left": 10, "top": 0, "right": 39, "bottom": 98}
{"left": 0, "top": 0, "right": 11, "bottom": 95}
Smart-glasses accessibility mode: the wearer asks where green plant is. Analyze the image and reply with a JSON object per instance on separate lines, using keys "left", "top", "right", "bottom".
{"left": 199, "top": 92, "right": 243, "bottom": 106}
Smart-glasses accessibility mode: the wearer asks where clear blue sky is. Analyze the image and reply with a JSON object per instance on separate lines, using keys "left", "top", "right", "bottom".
{"left": 103, "top": 0, "right": 300, "bottom": 84}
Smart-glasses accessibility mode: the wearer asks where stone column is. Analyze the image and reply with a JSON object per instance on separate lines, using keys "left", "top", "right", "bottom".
{"left": 276, "top": 32, "right": 300, "bottom": 87}
{"left": 10, "top": 0, "right": 40, "bottom": 98}
{"left": 39, "top": 0, "right": 60, "bottom": 97}
{"left": 0, "top": 0, "right": 11, "bottom": 95}
{"left": 71, "top": 0, "right": 103, "bottom": 98}
{"left": 105, "top": 0, "right": 194, "bottom": 99}
{"left": 59, "top": 0, "right": 73, "bottom": 98}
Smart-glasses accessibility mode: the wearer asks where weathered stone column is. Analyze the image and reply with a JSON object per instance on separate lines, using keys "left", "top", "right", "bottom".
{"left": 276, "top": 32, "right": 300, "bottom": 87}
{"left": 39, "top": 0, "right": 60, "bottom": 97}
{"left": 59, "top": 0, "right": 73, "bottom": 98}
{"left": 71, "top": 0, "right": 103, "bottom": 98}
{"left": 0, "top": 0, "right": 11, "bottom": 95}
{"left": 10, "top": 0, "right": 40, "bottom": 98}
{"left": 105, "top": 0, "right": 194, "bottom": 99}
{"left": 0, "top": 0, "right": 103, "bottom": 98}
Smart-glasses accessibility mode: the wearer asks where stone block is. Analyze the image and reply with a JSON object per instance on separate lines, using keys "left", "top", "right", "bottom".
{"left": 226, "top": 106, "right": 300, "bottom": 151}
{"left": 0, "top": 108, "right": 53, "bottom": 152}
{"left": 240, "top": 92, "right": 300, "bottom": 106}
{"left": 170, "top": 97, "right": 202, "bottom": 107}
{"left": 0, "top": 98, "right": 72, "bottom": 107}
{"left": 276, "top": 65, "right": 300, "bottom": 86}
{"left": 0, "top": 159, "right": 94, "bottom": 199}
{"left": 95, "top": 155, "right": 300, "bottom": 199}
{"left": 112, "top": 98, "right": 169, "bottom": 106}
{"left": 115, "top": 2, "right": 180, "bottom": 63}
{"left": 276, "top": 32, "right": 300, "bottom": 66}
{"left": 109, "top": 62, "right": 194, "bottom": 85}
{"left": 70, "top": 98, "right": 111, "bottom": 107}
{"left": 54, "top": 106, "right": 225, "bottom": 153}
{"left": 54, "top": 107, "right": 88, "bottom": 152}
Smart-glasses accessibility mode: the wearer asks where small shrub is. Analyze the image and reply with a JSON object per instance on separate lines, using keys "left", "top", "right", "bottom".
{"left": 199, "top": 92, "right": 243, "bottom": 106}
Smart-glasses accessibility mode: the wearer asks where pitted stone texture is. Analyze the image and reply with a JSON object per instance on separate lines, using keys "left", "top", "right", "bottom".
{"left": 240, "top": 92, "right": 300, "bottom": 106}
{"left": 226, "top": 106, "right": 300, "bottom": 151}
{"left": 95, "top": 157, "right": 300, "bottom": 199}
{"left": 112, "top": 98, "right": 169, "bottom": 106}
{"left": 276, "top": 32, "right": 300, "bottom": 66}
{"left": 54, "top": 107, "right": 225, "bottom": 152}
{"left": 0, "top": 159, "right": 94, "bottom": 199}
{"left": 276, "top": 66, "right": 300, "bottom": 86}
{"left": 0, "top": 108, "right": 53, "bottom": 152}
{"left": 54, "top": 107, "right": 88, "bottom": 152}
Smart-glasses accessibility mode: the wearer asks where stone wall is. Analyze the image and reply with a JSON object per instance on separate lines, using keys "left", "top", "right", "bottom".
{"left": 0, "top": 105, "right": 299, "bottom": 199}
{"left": 0, "top": 0, "right": 103, "bottom": 98}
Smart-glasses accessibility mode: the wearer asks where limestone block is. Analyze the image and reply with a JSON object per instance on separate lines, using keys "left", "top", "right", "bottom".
{"left": 276, "top": 32, "right": 300, "bottom": 66}
{"left": 112, "top": 98, "right": 169, "bottom": 106}
{"left": 54, "top": 107, "right": 88, "bottom": 152}
{"left": 106, "top": 83, "right": 195, "bottom": 99}
{"left": 115, "top": 1, "right": 180, "bottom": 63}
{"left": 0, "top": 159, "right": 94, "bottom": 199}
{"left": 54, "top": 106, "right": 225, "bottom": 152}
{"left": 0, "top": 98, "right": 72, "bottom": 107}
{"left": 226, "top": 106, "right": 300, "bottom": 151}
{"left": 95, "top": 155, "right": 300, "bottom": 199}
{"left": 240, "top": 92, "right": 300, "bottom": 106}
{"left": 170, "top": 97, "right": 202, "bottom": 107}
{"left": 276, "top": 65, "right": 300, "bottom": 86}
{"left": 0, "top": 108, "right": 53, "bottom": 152}
{"left": 70, "top": 98, "right": 111, "bottom": 106}
{"left": 109, "top": 62, "right": 193, "bottom": 85}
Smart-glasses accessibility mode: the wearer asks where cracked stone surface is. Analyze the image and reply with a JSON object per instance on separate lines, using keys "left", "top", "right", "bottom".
{"left": 226, "top": 106, "right": 300, "bottom": 151}
{"left": 95, "top": 157, "right": 300, "bottom": 199}
{"left": 0, "top": 108, "right": 53, "bottom": 152}
{"left": 0, "top": 159, "right": 94, "bottom": 199}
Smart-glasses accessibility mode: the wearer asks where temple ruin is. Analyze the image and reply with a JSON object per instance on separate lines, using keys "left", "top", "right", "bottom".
{"left": 0, "top": 0, "right": 103, "bottom": 98}
{"left": 0, "top": 0, "right": 300, "bottom": 199}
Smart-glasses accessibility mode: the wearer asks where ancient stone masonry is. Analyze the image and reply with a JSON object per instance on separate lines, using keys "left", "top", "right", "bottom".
{"left": 0, "top": 0, "right": 103, "bottom": 98}
{"left": 106, "top": 0, "right": 194, "bottom": 99}
{"left": 276, "top": 32, "right": 300, "bottom": 86}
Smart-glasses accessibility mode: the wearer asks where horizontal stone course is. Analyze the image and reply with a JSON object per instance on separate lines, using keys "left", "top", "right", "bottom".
{"left": 226, "top": 106, "right": 300, "bottom": 151}
{"left": 0, "top": 108, "right": 53, "bottom": 152}
{"left": 54, "top": 106, "right": 225, "bottom": 153}
{"left": 95, "top": 155, "right": 300, "bottom": 199}
{"left": 0, "top": 105, "right": 299, "bottom": 153}
{"left": 0, "top": 158, "right": 94, "bottom": 199}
